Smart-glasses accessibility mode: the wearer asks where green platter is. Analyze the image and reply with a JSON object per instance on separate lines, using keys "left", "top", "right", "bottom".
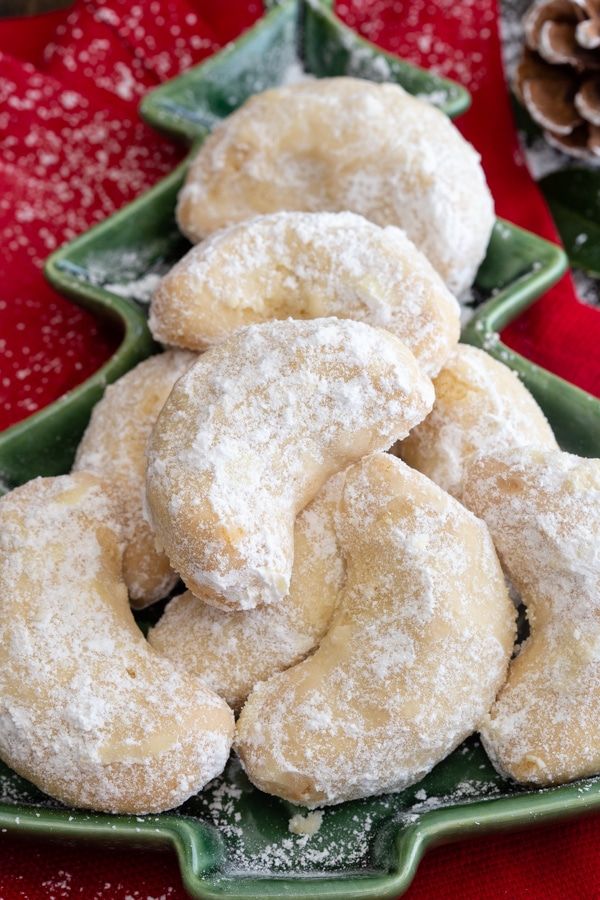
{"left": 1, "top": 1, "right": 600, "bottom": 898}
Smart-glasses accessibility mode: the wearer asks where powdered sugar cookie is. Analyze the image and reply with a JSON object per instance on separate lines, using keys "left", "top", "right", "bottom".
{"left": 146, "top": 318, "right": 433, "bottom": 612}
{"left": 0, "top": 474, "right": 233, "bottom": 814}
{"left": 463, "top": 447, "right": 600, "bottom": 787}
{"left": 74, "top": 350, "right": 196, "bottom": 608}
{"left": 150, "top": 211, "right": 460, "bottom": 377}
{"left": 149, "top": 471, "right": 345, "bottom": 711}
{"left": 397, "top": 344, "right": 557, "bottom": 499}
{"left": 177, "top": 78, "right": 494, "bottom": 295}
{"left": 235, "top": 453, "right": 515, "bottom": 806}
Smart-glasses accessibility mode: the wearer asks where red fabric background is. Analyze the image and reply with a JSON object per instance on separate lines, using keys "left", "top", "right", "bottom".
{"left": 1, "top": 1, "right": 599, "bottom": 897}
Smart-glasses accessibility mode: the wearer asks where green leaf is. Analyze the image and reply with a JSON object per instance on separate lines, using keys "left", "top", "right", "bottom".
{"left": 540, "top": 168, "right": 600, "bottom": 277}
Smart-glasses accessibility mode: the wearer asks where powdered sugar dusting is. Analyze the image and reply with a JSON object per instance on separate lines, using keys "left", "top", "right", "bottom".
{"left": 146, "top": 318, "right": 434, "bottom": 611}
{"left": 150, "top": 210, "right": 459, "bottom": 377}
{"left": 336, "top": 0, "right": 495, "bottom": 92}
{"left": 399, "top": 344, "right": 558, "bottom": 499}
{"left": 235, "top": 454, "right": 514, "bottom": 806}
{"left": 104, "top": 272, "right": 163, "bottom": 304}
{"left": 177, "top": 78, "right": 494, "bottom": 296}
{"left": 464, "top": 449, "right": 600, "bottom": 786}
{"left": 0, "top": 737, "right": 546, "bottom": 879}
{"left": 74, "top": 350, "right": 196, "bottom": 606}
{"left": 279, "top": 53, "right": 314, "bottom": 86}
{"left": 0, "top": 473, "right": 232, "bottom": 814}
{"left": 289, "top": 809, "right": 323, "bottom": 835}
{"left": 149, "top": 471, "right": 345, "bottom": 710}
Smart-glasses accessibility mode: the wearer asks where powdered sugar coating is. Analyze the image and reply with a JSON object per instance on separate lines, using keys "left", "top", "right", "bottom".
{"left": 150, "top": 211, "right": 460, "bottom": 377}
{"left": 463, "top": 447, "right": 600, "bottom": 786}
{"left": 74, "top": 350, "right": 196, "bottom": 608}
{"left": 149, "top": 471, "right": 345, "bottom": 711}
{"left": 235, "top": 453, "right": 515, "bottom": 806}
{"left": 398, "top": 344, "right": 557, "bottom": 498}
{"left": 146, "top": 318, "right": 433, "bottom": 612}
{"left": 177, "top": 78, "right": 494, "bottom": 295}
{"left": 0, "top": 474, "right": 233, "bottom": 814}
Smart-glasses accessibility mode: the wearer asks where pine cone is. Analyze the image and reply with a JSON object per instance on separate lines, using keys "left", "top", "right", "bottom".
{"left": 516, "top": 0, "right": 600, "bottom": 159}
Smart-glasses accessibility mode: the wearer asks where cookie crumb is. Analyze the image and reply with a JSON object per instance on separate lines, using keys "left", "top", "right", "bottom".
{"left": 288, "top": 810, "right": 323, "bottom": 837}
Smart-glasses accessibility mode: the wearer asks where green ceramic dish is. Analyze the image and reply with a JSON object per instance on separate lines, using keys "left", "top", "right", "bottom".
{"left": 1, "top": 1, "right": 599, "bottom": 898}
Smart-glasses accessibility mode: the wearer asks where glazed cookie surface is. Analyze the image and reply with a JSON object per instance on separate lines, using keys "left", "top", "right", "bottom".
{"left": 235, "top": 453, "right": 515, "bottom": 806}
{"left": 146, "top": 318, "right": 434, "bottom": 612}
{"left": 176, "top": 78, "right": 494, "bottom": 295}
{"left": 398, "top": 344, "right": 557, "bottom": 498}
{"left": 0, "top": 474, "right": 233, "bottom": 814}
{"left": 74, "top": 350, "right": 196, "bottom": 608}
{"left": 149, "top": 471, "right": 345, "bottom": 711}
{"left": 463, "top": 447, "right": 600, "bottom": 787}
{"left": 150, "top": 211, "right": 460, "bottom": 377}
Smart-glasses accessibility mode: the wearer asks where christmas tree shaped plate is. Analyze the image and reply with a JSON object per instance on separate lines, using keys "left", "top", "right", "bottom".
{"left": 2, "top": 3, "right": 600, "bottom": 900}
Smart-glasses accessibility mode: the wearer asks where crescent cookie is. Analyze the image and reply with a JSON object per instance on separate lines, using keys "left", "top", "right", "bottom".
{"left": 74, "top": 350, "right": 196, "bottom": 608}
{"left": 149, "top": 471, "right": 345, "bottom": 711}
{"left": 463, "top": 448, "right": 600, "bottom": 787}
{"left": 150, "top": 211, "right": 460, "bottom": 378}
{"left": 397, "top": 344, "right": 558, "bottom": 499}
{"left": 176, "top": 78, "right": 494, "bottom": 296}
{"left": 235, "top": 453, "right": 515, "bottom": 806}
{"left": 0, "top": 474, "right": 233, "bottom": 814}
{"left": 145, "top": 318, "right": 434, "bottom": 612}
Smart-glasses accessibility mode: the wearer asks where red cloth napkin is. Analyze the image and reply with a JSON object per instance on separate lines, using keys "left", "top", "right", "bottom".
{"left": 0, "top": 2, "right": 599, "bottom": 898}
{"left": 0, "top": 0, "right": 219, "bottom": 430}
